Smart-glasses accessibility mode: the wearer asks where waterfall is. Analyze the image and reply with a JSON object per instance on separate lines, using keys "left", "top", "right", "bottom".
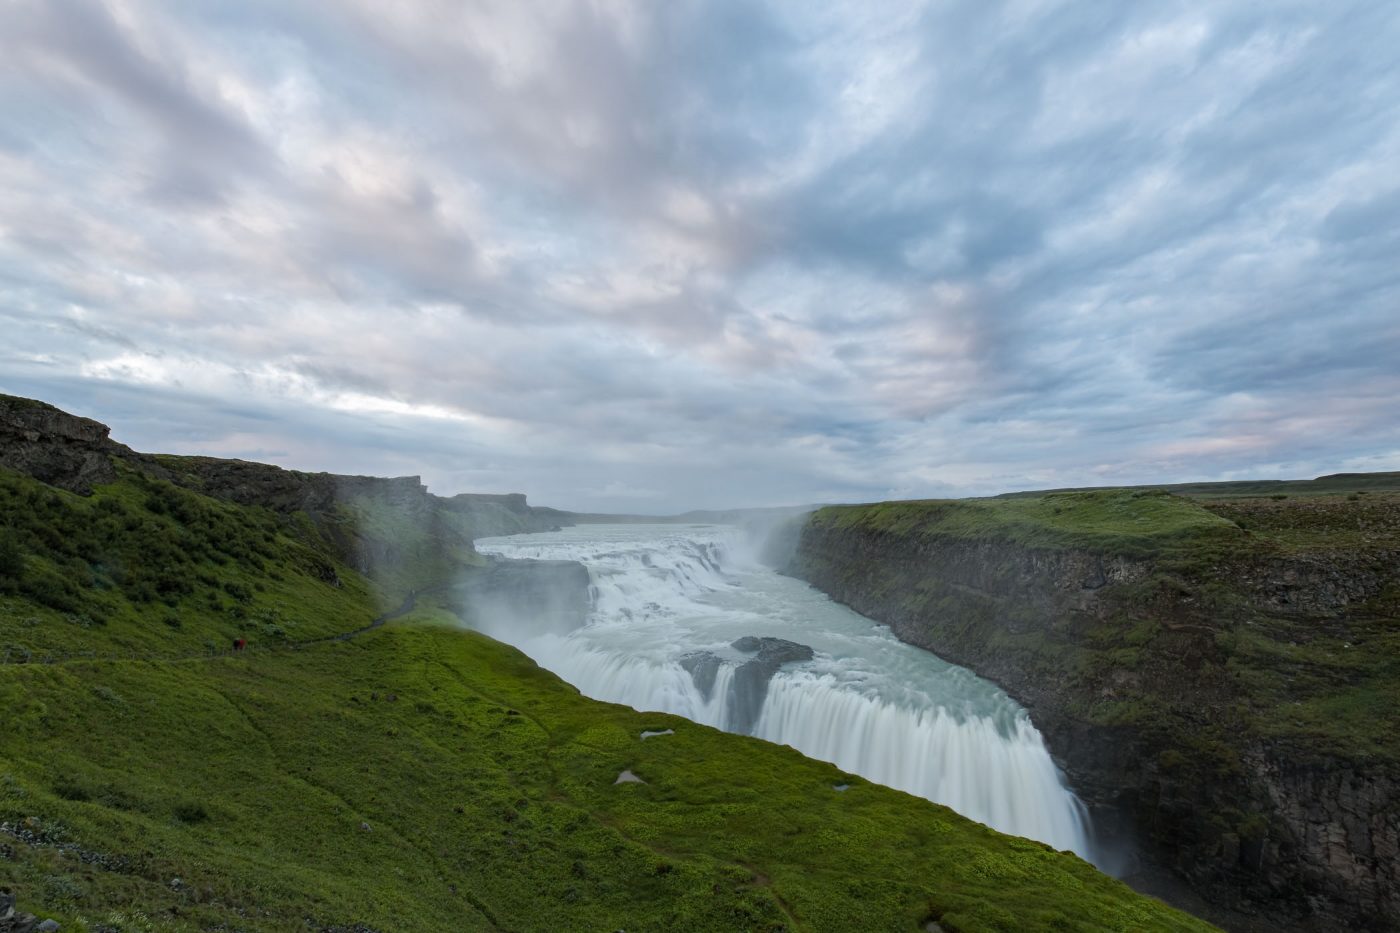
{"left": 476, "top": 523, "right": 1095, "bottom": 862}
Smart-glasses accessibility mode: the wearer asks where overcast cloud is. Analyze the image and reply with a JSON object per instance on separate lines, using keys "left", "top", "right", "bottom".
{"left": 2, "top": 0, "right": 1398, "bottom": 512}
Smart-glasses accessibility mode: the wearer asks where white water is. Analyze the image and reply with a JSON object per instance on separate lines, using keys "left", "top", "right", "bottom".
{"left": 475, "top": 523, "right": 1095, "bottom": 861}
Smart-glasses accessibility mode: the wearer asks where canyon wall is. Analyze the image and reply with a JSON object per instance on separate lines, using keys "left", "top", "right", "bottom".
{"left": 786, "top": 496, "right": 1399, "bottom": 931}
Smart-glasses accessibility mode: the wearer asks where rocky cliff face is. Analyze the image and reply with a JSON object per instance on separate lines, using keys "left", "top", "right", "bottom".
{"left": 787, "top": 509, "right": 1400, "bottom": 932}
{"left": 443, "top": 492, "right": 570, "bottom": 538}
{"left": 0, "top": 395, "right": 130, "bottom": 493}
{"left": 1, "top": 393, "right": 569, "bottom": 533}
{"left": 0, "top": 394, "right": 575, "bottom": 598}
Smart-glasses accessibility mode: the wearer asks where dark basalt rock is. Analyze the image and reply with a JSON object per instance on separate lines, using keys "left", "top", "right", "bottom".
{"left": 0, "top": 395, "right": 127, "bottom": 494}
{"left": 727, "top": 636, "right": 815, "bottom": 735}
{"left": 731, "top": 636, "right": 815, "bottom": 665}
{"left": 679, "top": 651, "right": 722, "bottom": 703}
{"left": 2, "top": 887, "right": 59, "bottom": 932}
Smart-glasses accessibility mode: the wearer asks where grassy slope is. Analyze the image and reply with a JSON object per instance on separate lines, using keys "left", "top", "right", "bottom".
{"left": 0, "top": 468, "right": 1210, "bottom": 931}
{"left": 0, "top": 465, "right": 376, "bottom": 664}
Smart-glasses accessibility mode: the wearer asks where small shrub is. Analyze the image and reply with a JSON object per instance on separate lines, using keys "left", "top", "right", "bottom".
{"left": 1238, "top": 812, "right": 1269, "bottom": 841}
{"left": 41, "top": 873, "right": 85, "bottom": 905}
{"left": 54, "top": 778, "right": 91, "bottom": 801}
{"left": 173, "top": 801, "right": 209, "bottom": 824}
{"left": 93, "top": 685, "right": 126, "bottom": 706}
{"left": 0, "top": 529, "right": 24, "bottom": 585}
{"left": 223, "top": 580, "right": 252, "bottom": 603}
{"left": 21, "top": 571, "right": 82, "bottom": 613}
{"left": 1, "top": 772, "right": 29, "bottom": 801}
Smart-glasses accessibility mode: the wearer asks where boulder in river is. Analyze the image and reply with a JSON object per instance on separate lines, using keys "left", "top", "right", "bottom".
{"left": 727, "top": 636, "right": 815, "bottom": 734}
{"left": 731, "top": 636, "right": 815, "bottom": 665}
{"left": 679, "top": 651, "right": 722, "bottom": 702}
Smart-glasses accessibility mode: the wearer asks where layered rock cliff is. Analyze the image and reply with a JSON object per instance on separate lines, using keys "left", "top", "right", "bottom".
{"left": 0, "top": 395, "right": 131, "bottom": 494}
{"left": 0, "top": 393, "right": 570, "bottom": 586}
{"left": 785, "top": 491, "right": 1400, "bottom": 932}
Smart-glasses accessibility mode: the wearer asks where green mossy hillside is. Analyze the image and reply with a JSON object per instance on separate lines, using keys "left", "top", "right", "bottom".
{"left": 0, "top": 447, "right": 1212, "bottom": 931}
{"left": 0, "top": 465, "right": 376, "bottom": 664}
{"left": 1, "top": 614, "right": 1210, "bottom": 932}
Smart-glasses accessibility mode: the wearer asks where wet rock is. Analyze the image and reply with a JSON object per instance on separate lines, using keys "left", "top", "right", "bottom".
{"left": 37, "top": 921, "right": 60, "bottom": 932}
{"left": 727, "top": 636, "right": 815, "bottom": 735}
{"left": 614, "top": 770, "right": 645, "bottom": 785}
{"left": 679, "top": 652, "right": 722, "bottom": 701}
{"left": 731, "top": 636, "right": 815, "bottom": 664}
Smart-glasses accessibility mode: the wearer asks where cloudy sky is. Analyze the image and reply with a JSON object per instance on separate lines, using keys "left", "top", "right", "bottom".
{"left": 3, "top": 1, "right": 1398, "bottom": 512}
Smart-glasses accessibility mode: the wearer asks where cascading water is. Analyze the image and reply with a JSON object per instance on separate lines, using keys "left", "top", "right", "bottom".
{"left": 475, "top": 523, "right": 1096, "bottom": 862}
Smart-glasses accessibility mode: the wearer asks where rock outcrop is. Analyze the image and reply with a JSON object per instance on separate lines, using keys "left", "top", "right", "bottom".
{"left": 1, "top": 889, "right": 52, "bottom": 933}
{"left": 0, "top": 395, "right": 129, "bottom": 494}
{"left": 676, "top": 637, "right": 816, "bottom": 733}
{"left": 0, "top": 394, "right": 576, "bottom": 593}
{"left": 727, "top": 636, "right": 815, "bottom": 734}
{"left": 679, "top": 651, "right": 723, "bottom": 703}
{"left": 442, "top": 492, "right": 570, "bottom": 538}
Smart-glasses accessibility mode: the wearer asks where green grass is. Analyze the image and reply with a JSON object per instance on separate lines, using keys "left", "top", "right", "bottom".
{"left": 0, "top": 466, "right": 375, "bottom": 663}
{"left": 993, "top": 472, "right": 1400, "bottom": 501}
{"left": 0, "top": 613, "right": 1211, "bottom": 932}
{"left": 811, "top": 489, "right": 1243, "bottom": 558}
{"left": 0, "top": 457, "right": 1211, "bottom": 931}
